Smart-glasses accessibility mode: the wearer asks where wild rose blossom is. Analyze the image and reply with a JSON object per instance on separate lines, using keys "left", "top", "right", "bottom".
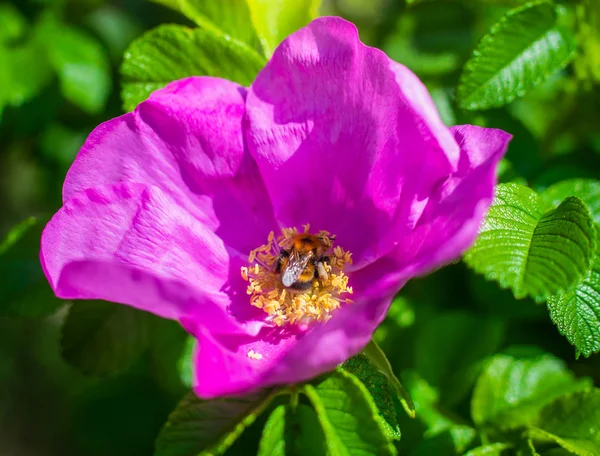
{"left": 40, "top": 17, "right": 511, "bottom": 397}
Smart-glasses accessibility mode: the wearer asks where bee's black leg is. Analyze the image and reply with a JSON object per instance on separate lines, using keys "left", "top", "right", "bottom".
{"left": 275, "top": 249, "right": 290, "bottom": 273}
{"left": 320, "top": 255, "right": 330, "bottom": 265}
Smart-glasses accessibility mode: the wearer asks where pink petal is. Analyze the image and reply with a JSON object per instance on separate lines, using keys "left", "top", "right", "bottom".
{"left": 185, "top": 319, "right": 302, "bottom": 397}
{"left": 185, "top": 291, "right": 396, "bottom": 398}
{"left": 41, "top": 182, "right": 244, "bottom": 330}
{"left": 64, "top": 77, "right": 276, "bottom": 254}
{"left": 246, "top": 16, "right": 459, "bottom": 268}
{"left": 353, "top": 125, "right": 512, "bottom": 295}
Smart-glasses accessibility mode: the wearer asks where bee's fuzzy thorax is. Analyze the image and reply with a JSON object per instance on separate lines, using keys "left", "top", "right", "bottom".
{"left": 241, "top": 225, "right": 353, "bottom": 326}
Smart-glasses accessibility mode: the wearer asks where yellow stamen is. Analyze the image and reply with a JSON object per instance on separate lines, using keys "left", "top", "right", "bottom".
{"left": 241, "top": 225, "right": 353, "bottom": 327}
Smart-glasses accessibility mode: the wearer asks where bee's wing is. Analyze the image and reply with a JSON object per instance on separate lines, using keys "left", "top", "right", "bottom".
{"left": 281, "top": 250, "right": 312, "bottom": 287}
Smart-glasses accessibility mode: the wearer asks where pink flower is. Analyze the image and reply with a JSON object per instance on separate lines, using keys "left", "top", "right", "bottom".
{"left": 40, "top": 17, "right": 511, "bottom": 397}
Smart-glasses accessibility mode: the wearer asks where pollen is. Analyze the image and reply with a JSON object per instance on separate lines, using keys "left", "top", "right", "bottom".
{"left": 247, "top": 349, "right": 263, "bottom": 360}
{"left": 241, "top": 225, "right": 353, "bottom": 327}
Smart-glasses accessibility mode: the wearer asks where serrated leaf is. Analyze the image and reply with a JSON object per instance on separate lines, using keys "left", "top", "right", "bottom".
{"left": 247, "top": 0, "right": 320, "bottom": 57}
{"left": 546, "top": 243, "right": 600, "bottom": 357}
{"left": 465, "top": 443, "right": 512, "bottom": 456}
{"left": 258, "top": 404, "right": 327, "bottom": 456}
{"left": 0, "top": 217, "right": 63, "bottom": 318}
{"left": 542, "top": 179, "right": 600, "bottom": 223}
{"left": 361, "top": 339, "right": 415, "bottom": 419}
{"left": 471, "top": 349, "right": 592, "bottom": 430}
{"left": 527, "top": 390, "right": 600, "bottom": 456}
{"left": 464, "top": 184, "right": 596, "bottom": 302}
{"left": 457, "top": 1, "right": 577, "bottom": 110}
{"left": 37, "top": 14, "right": 111, "bottom": 114}
{"left": 415, "top": 312, "right": 504, "bottom": 406}
{"left": 342, "top": 353, "right": 401, "bottom": 440}
{"left": 303, "top": 369, "right": 397, "bottom": 456}
{"left": 515, "top": 181, "right": 600, "bottom": 356}
{"left": 61, "top": 300, "right": 152, "bottom": 375}
{"left": 120, "top": 24, "right": 265, "bottom": 111}
{"left": 155, "top": 389, "right": 276, "bottom": 456}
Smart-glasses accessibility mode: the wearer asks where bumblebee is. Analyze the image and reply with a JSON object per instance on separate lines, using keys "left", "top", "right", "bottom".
{"left": 275, "top": 234, "right": 332, "bottom": 290}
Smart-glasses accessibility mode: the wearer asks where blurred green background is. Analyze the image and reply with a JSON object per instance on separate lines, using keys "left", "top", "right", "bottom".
{"left": 1, "top": 0, "right": 599, "bottom": 455}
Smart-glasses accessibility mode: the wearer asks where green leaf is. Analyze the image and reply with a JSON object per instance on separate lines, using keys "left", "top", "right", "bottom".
{"left": 120, "top": 24, "right": 265, "bottom": 111}
{"left": 0, "top": 217, "right": 37, "bottom": 256}
{"left": 540, "top": 450, "right": 571, "bottom": 456}
{"left": 155, "top": 389, "right": 277, "bottom": 456}
{"left": 542, "top": 179, "right": 600, "bottom": 223}
{"left": 154, "top": 0, "right": 262, "bottom": 52}
{"left": 0, "top": 217, "right": 63, "bottom": 318}
{"left": 150, "top": 0, "right": 179, "bottom": 9}
{"left": 0, "top": 40, "right": 52, "bottom": 111}
{"left": 39, "top": 123, "right": 86, "bottom": 168}
{"left": 149, "top": 319, "right": 190, "bottom": 394}
{"left": 257, "top": 404, "right": 286, "bottom": 456}
{"left": 517, "top": 439, "right": 540, "bottom": 456}
{"left": 37, "top": 14, "right": 111, "bottom": 114}
{"left": 410, "top": 0, "right": 529, "bottom": 4}
{"left": 415, "top": 312, "right": 504, "bottom": 406}
{"left": 0, "top": 3, "right": 27, "bottom": 43}
{"left": 373, "top": 296, "right": 416, "bottom": 357}
{"left": 258, "top": 404, "right": 328, "bottom": 456}
{"left": 400, "top": 370, "right": 479, "bottom": 455}
{"left": 177, "top": 335, "right": 196, "bottom": 388}
{"left": 471, "top": 349, "right": 592, "bottom": 430}
{"left": 413, "top": 425, "right": 477, "bottom": 456}
{"left": 457, "top": 1, "right": 577, "bottom": 110}
{"left": 464, "top": 184, "right": 596, "bottom": 302}
{"left": 361, "top": 339, "right": 415, "bottom": 419}
{"left": 303, "top": 369, "right": 397, "bottom": 456}
{"left": 546, "top": 242, "right": 600, "bottom": 357}
{"left": 527, "top": 390, "right": 600, "bottom": 456}
{"left": 499, "top": 181, "right": 600, "bottom": 356}
{"left": 465, "top": 443, "right": 512, "bottom": 456}
{"left": 247, "top": 0, "right": 320, "bottom": 57}
{"left": 574, "top": 0, "right": 600, "bottom": 85}
{"left": 402, "top": 369, "right": 457, "bottom": 434}
{"left": 151, "top": 0, "right": 319, "bottom": 59}
{"left": 383, "top": 9, "right": 467, "bottom": 78}
{"left": 400, "top": 370, "right": 458, "bottom": 433}
{"left": 342, "top": 353, "right": 401, "bottom": 440}
{"left": 86, "top": 6, "right": 143, "bottom": 62}
{"left": 61, "top": 300, "right": 152, "bottom": 375}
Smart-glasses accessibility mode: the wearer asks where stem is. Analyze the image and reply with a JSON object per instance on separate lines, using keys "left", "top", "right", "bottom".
{"left": 289, "top": 385, "right": 300, "bottom": 411}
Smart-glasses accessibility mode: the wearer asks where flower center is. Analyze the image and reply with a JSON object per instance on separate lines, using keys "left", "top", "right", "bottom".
{"left": 241, "top": 225, "right": 353, "bottom": 326}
